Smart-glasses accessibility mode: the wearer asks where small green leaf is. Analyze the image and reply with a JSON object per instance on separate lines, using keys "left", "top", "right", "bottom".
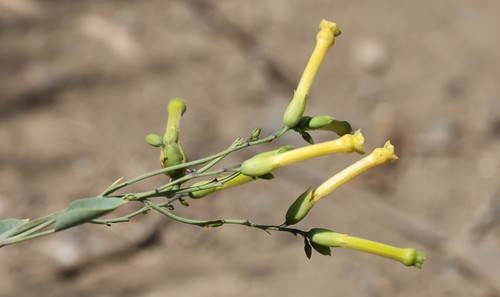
{"left": 55, "top": 197, "right": 127, "bottom": 231}
{"left": 300, "top": 132, "right": 314, "bottom": 144}
{"left": 250, "top": 128, "right": 262, "bottom": 141}
{"left": 311, "top": 241, "right": 332, "bottom": 256}
{"left": 0, "top": 218, "right": 29, "bottom": 235}
{"left": 304, "top": 237, "right": 312, "bottom": 259}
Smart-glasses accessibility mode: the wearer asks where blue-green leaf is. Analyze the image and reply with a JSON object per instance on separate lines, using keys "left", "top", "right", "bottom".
{"left": 55, "top": 197, "right": 127, "bottom": 231}
{"left": 0, "top": 218, "right": 29, "bottom": 236}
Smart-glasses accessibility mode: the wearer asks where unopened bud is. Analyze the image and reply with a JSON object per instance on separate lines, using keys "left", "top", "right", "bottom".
{"left": 160, "top": 143, "right": 188, "bottom": 178}
{"left": 164, "top": 97, "right": 187, "bottom": 144}
{"left": 146, "top": 133, "right": 163, "bottom": 147}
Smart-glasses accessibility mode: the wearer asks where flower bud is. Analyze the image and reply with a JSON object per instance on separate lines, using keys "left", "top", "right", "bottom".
{"left": 307, "top": 228, "right": 425, "bottom": 268}
{"left": 159, "top": 98, "right": 188, "bottom": 178}
{"left": 164, "top": 97, "right": 187, "bottom": 144}
{"left": 160, "top": 143, "right": 188, "bottom": 178}
{"left": 146, "top": 133, "right": 163, "bottom": 147}
{"left": 250, "top": 128, "right": 262, "bottom": 141}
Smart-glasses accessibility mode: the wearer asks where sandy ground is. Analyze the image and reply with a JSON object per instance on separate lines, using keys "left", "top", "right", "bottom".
{"left": 1, "top": 1, "right": 500, "bottom": 296}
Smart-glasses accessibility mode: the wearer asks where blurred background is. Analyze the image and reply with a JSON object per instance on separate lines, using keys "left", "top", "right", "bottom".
{"left": 1, "top": 0, "right": 500, "bottom": 296}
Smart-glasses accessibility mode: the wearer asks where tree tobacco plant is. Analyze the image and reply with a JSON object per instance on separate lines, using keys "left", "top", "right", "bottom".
{"left": 0, "top": 20, "right": 425, "bottom": 269}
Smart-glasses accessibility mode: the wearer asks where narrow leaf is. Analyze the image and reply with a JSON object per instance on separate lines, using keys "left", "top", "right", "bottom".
{"left": 55, "top": 197, "right": 127, "bottom": 231}
{"left": 300, "top": 132, "right": 314, "bottom": 144}
{"left": 0, "top": 219, "right": 29, "bottom": 235}
{"left": 304, "top": 237, "right": 312, "bottom": 259}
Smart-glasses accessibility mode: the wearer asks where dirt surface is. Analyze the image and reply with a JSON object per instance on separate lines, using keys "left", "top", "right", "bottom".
{"left": 1, "top": 1, "right": 500, "bottom": 296}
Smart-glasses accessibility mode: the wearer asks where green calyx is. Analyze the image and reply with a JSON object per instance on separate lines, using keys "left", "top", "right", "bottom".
{"left": 284, "top": 188, "right": 315, "bottom": 225}
{"left": 307, "top": 228, "right": 426, "bottom": 268}
{"left": 283, "top": 93, "right": 307, "bottom": 129}
{"left": 240, "top": 146, "right": 294, "bottom": 177}
{"left": 160, "top": 142, "right": 188, "bottom": 178}
{"left": 188, "top": 180, "right": 217, "bottom": 199}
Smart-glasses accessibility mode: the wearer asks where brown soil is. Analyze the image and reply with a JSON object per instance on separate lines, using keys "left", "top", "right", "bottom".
{"left": 1, "top": 1, "right": 500, "bottom": 296}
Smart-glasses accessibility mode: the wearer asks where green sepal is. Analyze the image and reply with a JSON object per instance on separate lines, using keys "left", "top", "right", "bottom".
{"left": 240, "top": 146, "right": 294, "bottom": 177}
{"left": 307, "top": 228, "right": 342, "bottom": 247}
{"left": 277, "top": 145, "right": 294, "bottom": 154}
{"left": 283, "top": 93, "right": 307, "bottom": 128}
{"left": 179, "top": 198, "right": 189, "bottom": 207}
{"left": 284, "top": 188, "right": 315, "bottom": 226}
{"left": 250, "top": 128, "right": 262, "bottom": 141}
{"left": 256, "top": 173, "right": 275, "bottom": 180}
{"left": 55, "top": 197, "right": 127, "bottom": 231}
{"left": 319, "top": 120, "right": 353, "bottom": 136}
{"left": 304, "top": 237, "right": 312, "bottom": 259}
{"left": 300, "top": 131, "right": 314, "bottom": 144}
{"left": 311, "top": 241, "right": 332, "bottom": 256}
{"left": 188, "top": 180, "right": 217, "bottom": 199}
{"left": 294, "top": 116, "right": 353, "bottom": 136}
{"left": 146, "top": 133, "right": 163, "bottom": 147}
{"left": 161, "top": 143, "right": 187, "bottom": 178}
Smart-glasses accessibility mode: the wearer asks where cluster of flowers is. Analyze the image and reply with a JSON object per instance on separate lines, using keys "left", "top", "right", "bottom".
{"left": 147, "top": 20, "right": 425, "bottom": 268}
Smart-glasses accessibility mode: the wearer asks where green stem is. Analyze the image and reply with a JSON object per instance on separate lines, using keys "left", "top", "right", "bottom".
{"left": 8, "top": 218, "right": 56, "bottom": 240}
{"left": 144, "top": 200, "right": 305, "bottom": 236}
{"left": 0, "top": 212, "right": 61, "bottom": 239}
{"left": 102, "top": 127, "right": 288, "bottom": 196}
{"left": 0, "top": 229, "right": 55, "bottom": 248}
{"left": 91, "top": 205, "right": 151, "bottom": 224}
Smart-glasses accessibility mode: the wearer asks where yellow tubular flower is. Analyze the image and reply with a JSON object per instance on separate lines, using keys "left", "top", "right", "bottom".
{"left": 311, "top": 141, "right": 397, "bottom": 202}
{"left": 189, "top": 174, "right": 256, "bottom": 199}
{"left": 240, "top": 131, "right": 364, "bottom": 177}
{"left": 308, "top": 228, "right": 426, "bottom": 268}
{"left": 283, "top": 20, "right": 341, "bottom": 128}
{"left": 296, "top": 20, "right": 341, "bottom": 98}
{"left": 284, "top": 140, "right": 397, "bottom": 225}
{"left": 273, "top": 130, "right": 365, "bottom": 168}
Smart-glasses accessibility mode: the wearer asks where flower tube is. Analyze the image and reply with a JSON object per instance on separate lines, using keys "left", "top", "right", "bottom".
{"left": 240, "top": 131, "right": 364, "bottom": 177}
{"left": 307, "top": 228, "right": 425, "bottom": 268}
{"left": 283, "top": 20, "right": 341, "bottom": 128}
{"left": 285, "top": 141, "right": 397, "bottom": 225}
